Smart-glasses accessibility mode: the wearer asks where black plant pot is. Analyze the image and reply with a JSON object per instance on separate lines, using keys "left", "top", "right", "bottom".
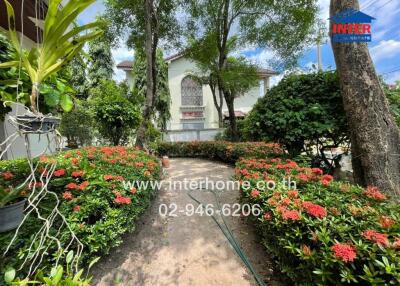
{"left": 0, "top": 199, "right": 26, "bottom": 233}
{"left": 16, "top": 115, "right": 60, "bottom": 133}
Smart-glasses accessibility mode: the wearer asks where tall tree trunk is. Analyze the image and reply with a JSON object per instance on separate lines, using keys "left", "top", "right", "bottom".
{"left": 225, "top": 92, "right": 239, "bottom": 141}
{"left": 210, "top": 81, "right": 224, "bottom": 128}
{"left": 136, "top": 0, "right": 154, "bottom": 148}
{"left": 330, "top": 0, "right": 400, "bottom": 196}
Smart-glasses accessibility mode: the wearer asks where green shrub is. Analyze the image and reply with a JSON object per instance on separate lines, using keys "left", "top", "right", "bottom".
{"left": 0, "top": 147, "right": 160, "bottom": 282}
{"left": 242, "top": 71, "right": 348, "bottom": 156}
{"left": 59, "top": 102, "right": 94, "bottom": 148}
{"left": 156, "top": 141, "right": 284, "bottom": 163}
{"left": 90, "top": 80, "right": 141, "bottom": 146}
{"left": 236, "top": 157, "right": 400, "bottom": 285}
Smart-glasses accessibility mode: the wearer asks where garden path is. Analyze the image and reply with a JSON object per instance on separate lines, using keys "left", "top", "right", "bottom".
{"left": 91, "top": 158, "right": 286, "bottom": 286}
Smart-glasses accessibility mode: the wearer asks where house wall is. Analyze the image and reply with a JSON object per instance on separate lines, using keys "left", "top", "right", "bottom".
{"left": 123, "top": 56, "right": 272, "bottom": 132}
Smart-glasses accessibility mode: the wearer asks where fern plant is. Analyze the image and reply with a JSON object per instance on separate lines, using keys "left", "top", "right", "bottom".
{"left": 0, "top": 0, "right": 103, "bottom": 113}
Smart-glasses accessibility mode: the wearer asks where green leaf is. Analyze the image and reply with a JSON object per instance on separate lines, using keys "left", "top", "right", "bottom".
{"left": 60, "top": 94, "right": 74, "bottom": 112}
{"left": 66, "top": 250, "right": 74, "bottom": 264}
{"left": 44, "top": 92, "right": 60, "bottom": 107}
{"left": 4, "top": 267, "right": 16, "bottom": 284}
{"left": 88, "top": 257, "right": 100, "bottom": 270}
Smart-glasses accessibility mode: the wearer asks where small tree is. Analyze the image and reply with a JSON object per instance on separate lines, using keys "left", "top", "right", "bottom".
{"left": 59, "top": 102, "right": 94, "bottom": 148}
{"left": 243, "top": 71, "right": 348, "bottom": 158}
{"left": 91, "top": 80, "right": 141, "bottom": 146}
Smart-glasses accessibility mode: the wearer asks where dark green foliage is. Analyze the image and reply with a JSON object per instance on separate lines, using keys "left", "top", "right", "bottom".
{"left": 243, "top": 72, "right": 348, "bottom": 156}
{"left": 385, "top": 81, "right": 400, "bottom": 127}
{"left": 59, "top": 102, "right": 94, "bottom": 148}
{"left": 131, "top": 49, "right": 171, "bottom": 131}
{"left": 0, "top": 34, "right": 31, "bottom": 119}
{"left": 91, "top": 80, "right": 141, "bottom": 146}
{"left": 87, "top": 17, "right": 115, "bottom": 89}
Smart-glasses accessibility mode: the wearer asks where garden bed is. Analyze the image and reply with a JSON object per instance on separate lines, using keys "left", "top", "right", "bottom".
{"left": 157, "top": 141, "right": 285, "bottom": 163}
{"left": 0, "top": 146, "right": 160, "bottom": 283}
{"left": 236, "top": 157, "right": 400, "bottom": 285}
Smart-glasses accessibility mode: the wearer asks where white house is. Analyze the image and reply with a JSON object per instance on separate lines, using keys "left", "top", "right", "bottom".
{"left": 117, "top": 53, "right": 276, "bottom": 141}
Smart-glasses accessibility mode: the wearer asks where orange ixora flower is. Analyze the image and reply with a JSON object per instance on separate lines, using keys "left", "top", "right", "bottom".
{"left": 250, "top": 189, "right": 260, "bottom": 198}
{"left": 54, "top": 169, "right": 66, "bottom": 177}
{"left": 63, "top": 191, "right": 73, "bottom": 200}
{"left": 71, "top": 170, "right": 85, "bottom": 178}
{"left": 379, "top": 216, "right": 395, "bottom": 229}
{"left": 78, "top": 181, "right": 89, "bottom": 190}
{"left": 281, "top": 209, "right": 301, "bottom": 221}
{"left": 331, "top": 243, "right": 357, "bottom": 263}
{"left": 65, "top": 183, "right": 79, "bottom": 190}
{"left": 2, "top": 171, "right": 13, "bottom": 180}
{"left": 263, "top": 212, "right": 272, "bottom": 220}
{"left": 73, "top": 205, "right": 81, "bottom": 212}
{"left": 364, "top": 186, "right": 387, "bottom": 201}
{"left": 130, "top": 187, "right": 138, "bottom": 195}
{"left": 302, "top": 201, "right": 327, "bottom": 219}
{"left": 320, "top": 174, "right": 333, "bottom": 186}
{"left": 362, "top": 230, "right": 389, "bottom": 247}
{"left": 144, "top": 170, "right": 151, "bottom": 177}
{"left": 302, "top": 245, "right": 312, "bottom": 256}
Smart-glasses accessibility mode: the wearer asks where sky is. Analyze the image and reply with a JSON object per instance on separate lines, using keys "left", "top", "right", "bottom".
{"left": 77, "top": 0, "right": 400, "bottom": 85}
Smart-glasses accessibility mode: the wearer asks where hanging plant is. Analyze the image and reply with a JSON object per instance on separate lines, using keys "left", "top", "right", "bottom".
{"left": 0, "top": 0, "right": 102, "bottom": 132}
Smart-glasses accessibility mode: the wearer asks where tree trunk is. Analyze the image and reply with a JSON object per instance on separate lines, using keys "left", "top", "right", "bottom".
{"left": 225, "top": 92, "right": 239, "bottom": 141}
{"left": 330, "top": 0, "right": 400, "bottom": 196}
{"left": 210, "top": 81, "right": 224, "bottom": 128}
{"left": 136, "top": 0, "right": 154, "bottom": 148}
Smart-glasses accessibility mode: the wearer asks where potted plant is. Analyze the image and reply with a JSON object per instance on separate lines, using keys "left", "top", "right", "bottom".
{"left": 0, "top": 179, "right": 26, "bottom": 232}
{"left": 0, "top": 0, "right": 102, "bottom": 133}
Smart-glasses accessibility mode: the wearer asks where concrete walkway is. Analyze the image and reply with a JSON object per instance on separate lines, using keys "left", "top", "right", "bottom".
{"left": 91, "top": 158, "right": 286, "bottom": 286}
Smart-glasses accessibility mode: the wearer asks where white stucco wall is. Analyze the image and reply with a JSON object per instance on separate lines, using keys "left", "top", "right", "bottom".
{"left": 123, "top": 56, "right": 273, "bottom": 131}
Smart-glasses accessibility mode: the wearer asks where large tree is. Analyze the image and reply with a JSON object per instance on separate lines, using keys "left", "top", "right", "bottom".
{"left": 184, "top": 0, "right": 318, "bottom": 141}
{"left": 131, "top": 49, "right": 171, "bottom": 131}
{"left": 105, "top": 0, "right": 179, "bottom": 147}
{"left": 87, "top": 17, "right": 115, "bottom": 90}
{"left": 330, "top": 0, "right": 400, "bottom": 195}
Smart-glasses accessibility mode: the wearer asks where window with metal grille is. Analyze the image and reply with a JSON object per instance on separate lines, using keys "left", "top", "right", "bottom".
{"left": 181, "top": 76, "right": 203, "bottom": 106}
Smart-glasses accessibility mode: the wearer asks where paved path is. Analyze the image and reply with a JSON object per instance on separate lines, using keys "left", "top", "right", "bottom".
{"left": 91, "top": 159, "right": 286, "bottom": 286}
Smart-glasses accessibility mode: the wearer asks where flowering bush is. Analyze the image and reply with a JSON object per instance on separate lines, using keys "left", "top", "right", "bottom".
{"left": 236, "top": 157, "right": 400, "bottom": 285}
{"left": 0, "top": 146, "right": 160, "bottom": 281}
{"left": 157, "top": 141, "right": 284, "bottom": 163}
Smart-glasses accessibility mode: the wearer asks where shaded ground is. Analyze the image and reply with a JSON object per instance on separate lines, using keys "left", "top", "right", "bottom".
{"left": 91, "top": 158, "right": 288, "bottom": 286}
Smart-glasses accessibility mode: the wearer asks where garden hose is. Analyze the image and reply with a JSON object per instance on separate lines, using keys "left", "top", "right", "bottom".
{"left": 187, "top": 188, "right": 267, "bottom": 286}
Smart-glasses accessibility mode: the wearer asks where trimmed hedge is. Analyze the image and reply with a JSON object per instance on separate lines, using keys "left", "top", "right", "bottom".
{"left": 157, "top": 141, "right": 284, "bottom": 163}
{"left": 236, "top": 157, "right": 400, "bottom": 285}
{"left": 0, "top": 146, "right": 160, "bottom": 282}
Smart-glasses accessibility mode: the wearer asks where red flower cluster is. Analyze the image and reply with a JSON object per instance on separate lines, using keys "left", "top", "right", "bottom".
{"left": 302, "top": 201, "right": 327, "bottom": 219}
{"left": 379, "top": 216, "right": 395, "bottom": 229}
{"left": 287, "top": 190, "right": 298, "bottom": 198}
{"left": 54, "top": 169, "right": 66, "bottom": 177}
{"left": 263, "top": 212, "right": 272, "bottom": 220}
{"left": 364, "top": 186, "right": 387, "bottom": 201}
{"left": 73, "top": 205, "right": 81, "bottom": 212}
{"left": 281, "top": 209, "right": 301, "bottom": 221}
{"left": 311, "top": 168, "right": 323, "bottom": 175}
{"left": 71, "top": 170, "right": 85, "bottom": 178}
{"left": 65, "top": 181, "right": 89, "bottom": 190}
{"left": 362, "top": 230, "right": 389, "bottom": 246}
{"left": 104, "top": 174, "right": 124, "bottom": 181}
{"left": 320, "top": 174, "right": 333, "bottom": 186}
{"left": 250, "top": 189, "right": 260, "bottom": 198}
{"left": 63, "top": 191, "right": 73, "bottom": 200}
{"left": 114, "top": 195, "right": 131, "bottom": 205}
{"left": 331, "top": 243, "right": 357, "bottom": 262}
{"left": 2, "top": 171, "right": 13, "bottom": 180}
